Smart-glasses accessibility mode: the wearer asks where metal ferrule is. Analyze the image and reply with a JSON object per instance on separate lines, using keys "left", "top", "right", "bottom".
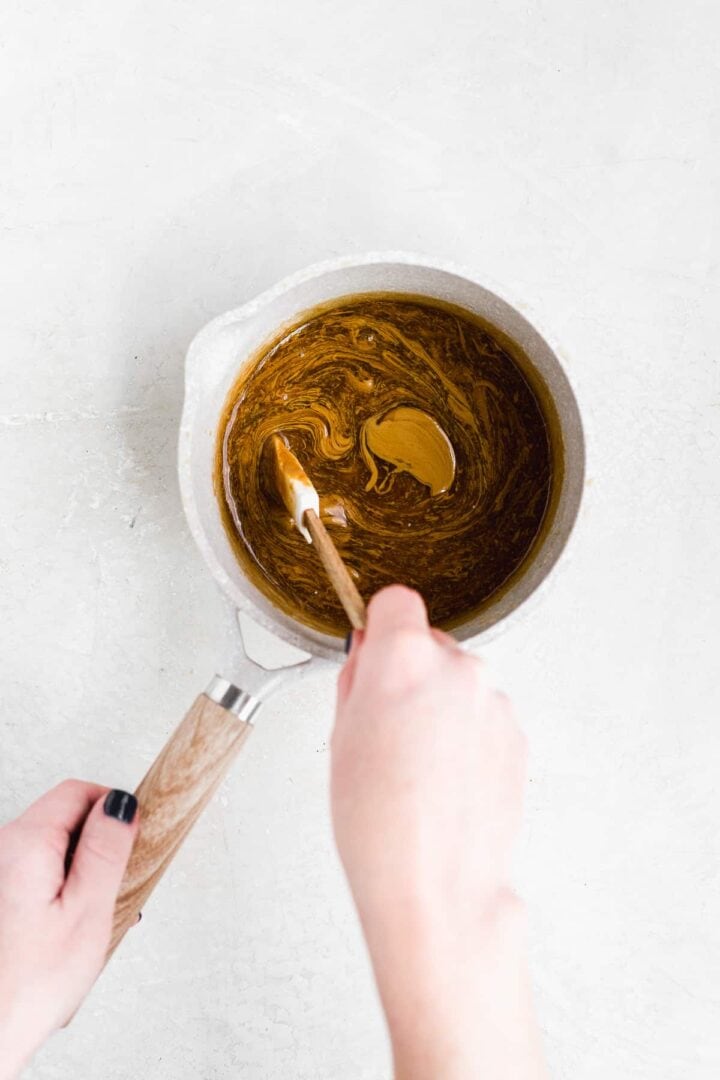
{"left": 205, "top": 675, "right": 261, "bottom": 723}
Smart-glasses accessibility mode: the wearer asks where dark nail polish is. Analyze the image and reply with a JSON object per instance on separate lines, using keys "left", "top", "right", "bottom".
{"left": 344, "top": 631, "right": 353, "bottom": 654}
{"left": 103, "top": 789, "right": 137, "bottom": 824}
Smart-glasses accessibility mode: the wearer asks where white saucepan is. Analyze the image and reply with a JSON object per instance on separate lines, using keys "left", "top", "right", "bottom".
{"left": 178, "top": 251, "right": 585, "bottom": 662}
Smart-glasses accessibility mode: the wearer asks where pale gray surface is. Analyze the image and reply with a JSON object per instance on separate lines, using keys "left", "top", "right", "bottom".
{"left": 1, "top": 1, "right": 719, "bottom": 1077}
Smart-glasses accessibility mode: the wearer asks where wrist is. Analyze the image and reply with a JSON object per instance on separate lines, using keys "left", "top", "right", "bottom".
{"left": 0, "top": 1006, "right": 42, "bottom": 1080}
{"left": 367, "top": 891, "right": 542, "bottom": 1080}
{"left": 363, "top": 885, "right": 527, "bottom": 994}
{"left": 0, "top": 1033, "right": 32, "bottom": 1080}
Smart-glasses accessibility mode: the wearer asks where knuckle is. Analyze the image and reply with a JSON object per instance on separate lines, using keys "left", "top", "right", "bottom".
{"left": 53, "top": 778, "right": 95, "bottom": 801}
{"left": 53, "top": 778, "right": 84, "bottom": 796}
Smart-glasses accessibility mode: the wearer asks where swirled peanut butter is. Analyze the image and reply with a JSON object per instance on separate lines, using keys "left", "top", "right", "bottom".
{"left": 361, "top": 405, "right": 456, "bottom": 496}
{"left": 216, "top": 294, "right": 554, "bottom": 636}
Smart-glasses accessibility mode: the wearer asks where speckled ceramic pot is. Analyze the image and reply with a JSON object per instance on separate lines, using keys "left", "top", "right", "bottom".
{"left": 179, "top": 253, "right": 585, "bottom": 672}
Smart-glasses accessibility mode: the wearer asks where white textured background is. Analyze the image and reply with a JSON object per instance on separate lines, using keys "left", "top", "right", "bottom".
{"left": 1, "top": 1, "right": 719, "bottom": 1077}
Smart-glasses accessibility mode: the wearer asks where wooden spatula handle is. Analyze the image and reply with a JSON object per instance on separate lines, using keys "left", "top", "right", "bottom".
{"left": 304, "top": 508, "right": 366, "bottom": 630}
{"left": 107, "top": 682, "right": 256, "bottom": 958}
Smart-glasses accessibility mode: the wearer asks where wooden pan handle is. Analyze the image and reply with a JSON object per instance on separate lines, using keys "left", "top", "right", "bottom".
{"left": 304, "top": 508, "right": 366, "bottom": 630}
{"left": 107, "top": 684, "right": 255, "bottom": 958}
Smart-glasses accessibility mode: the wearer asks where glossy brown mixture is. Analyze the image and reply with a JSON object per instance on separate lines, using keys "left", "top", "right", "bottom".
{"left": 216, "top": 294, "right": 554, "bottom": 636}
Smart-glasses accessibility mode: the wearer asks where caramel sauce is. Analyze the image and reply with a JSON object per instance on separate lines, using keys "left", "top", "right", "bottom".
{"left": 216, "top": 293, "right": 555, "bottom": 636}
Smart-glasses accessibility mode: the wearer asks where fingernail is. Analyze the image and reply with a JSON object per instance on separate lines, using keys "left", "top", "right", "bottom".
{"left": 103, "top": 789, "right": 137, "bottom": 824}
{"left": 344, "top": 631, "right": 353, "bottom": 654}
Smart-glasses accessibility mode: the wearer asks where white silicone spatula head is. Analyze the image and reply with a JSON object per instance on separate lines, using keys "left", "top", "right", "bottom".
{"left": 270, "top": 435, "right": 320, "bottom": 543}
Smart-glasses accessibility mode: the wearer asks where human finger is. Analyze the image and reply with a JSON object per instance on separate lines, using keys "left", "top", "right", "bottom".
{"left": 61, "top": 790, "right": 138, "bottom": 920}
{"left": 17, "top": 780, "right": 107, "bottom": 832}
{"left": 15, "top": 779, "right": 108, "bottom": 855}
{"left": 364, "top": 585, "right": 429, "bottom": 642}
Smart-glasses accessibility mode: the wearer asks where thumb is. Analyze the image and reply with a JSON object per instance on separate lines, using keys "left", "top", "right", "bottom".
{"left": 63, "top": 789, "right": 138, "bottom": 918}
